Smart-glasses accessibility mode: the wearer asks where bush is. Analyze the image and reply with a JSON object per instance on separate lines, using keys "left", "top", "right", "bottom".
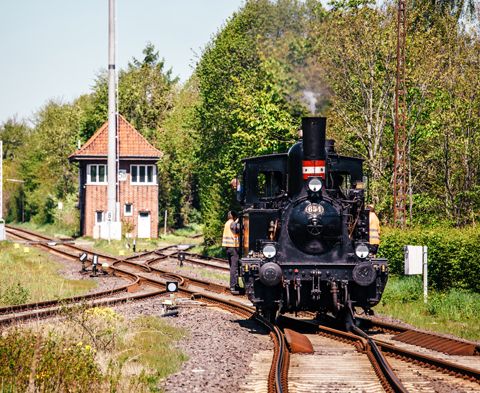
{"left": 378, "top": 226, "right": 480, "bottom": 292}
{"left": 53, "top": 193, "right": 80, "bottom": 236}
{"left": 0, "top": 282, "right": 30, "bottom": 305}
{"left": 0, "top": 329, "right": 102, "bottom": 392}
{"left": 62, "top": 305, "right": 125, "bottom": 351}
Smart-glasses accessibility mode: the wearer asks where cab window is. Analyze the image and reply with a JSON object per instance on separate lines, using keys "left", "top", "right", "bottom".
{"left": 257, "top": 171, "right": 283, "bottom": 198}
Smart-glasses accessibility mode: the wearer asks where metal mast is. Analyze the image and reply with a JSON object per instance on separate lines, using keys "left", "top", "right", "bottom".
{"left": 107, "top": 0, "right": 117, "bottom": 221}
{"left": 393, "top": 0, "right": 408, "bottom": 226}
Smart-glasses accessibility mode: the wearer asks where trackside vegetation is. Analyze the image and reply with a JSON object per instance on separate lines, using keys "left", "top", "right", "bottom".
{"left": 379, "top": 226, "right": 480, "bottom": 292}
{"left": 0, "top": 242, "right": 96, "bottom": 306}
{"left": 377, "top": 275, "right": 480, "bottom": 340}
{"left": 0, "top": 307, "right": 187, "bottom": 392}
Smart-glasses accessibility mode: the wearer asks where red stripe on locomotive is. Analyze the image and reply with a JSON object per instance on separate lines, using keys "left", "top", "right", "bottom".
{"left": 302, "top": 160, "right": 325, "bottom": 180}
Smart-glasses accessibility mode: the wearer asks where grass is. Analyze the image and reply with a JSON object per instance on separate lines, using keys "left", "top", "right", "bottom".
{"left": 9, "top": 222, "right": 204, "bottom": 257}
{"left": 0, "top": 307, "right": 188, "bottom": 392}
{"left": 375, "top": 275, "right": 480, "bottom": 341}
{"left": 0, "top": 242, "right": 96, "bottom": 306}
{"left": 118, "top": 316, "right": 188, "bottom": 391}
{"left": 12, "top": 221, "right": 78, "bottom": 238}
{"left": 176, "top": 264, "right": 229, "bottom": 283}
{"left": 81, "top": 224, "right": 204, "bottom": 257}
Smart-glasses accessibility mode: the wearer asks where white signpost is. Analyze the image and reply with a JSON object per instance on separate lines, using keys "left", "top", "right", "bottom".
{"left": 404, "top": 245, "right": 428, "bottom": 303}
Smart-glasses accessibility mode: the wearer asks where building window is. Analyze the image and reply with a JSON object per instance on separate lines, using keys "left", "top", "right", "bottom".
{"left": 124, "top": 203, "right": 133, "bottom": 216}
{"left": 131, "top": 165, "right": 156, "bottom": 185}
{"left": 95, "top": 211, "right": 104, "bottom": 224}
{"left": 87, "top": 164, "right": 107, "bottom": 184}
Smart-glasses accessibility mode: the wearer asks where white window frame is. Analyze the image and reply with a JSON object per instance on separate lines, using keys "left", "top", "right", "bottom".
{"left": 124, "top": 203, "right": 133, "bottom": 216}
{"left": 130, "top": 164, "right": 157, "bottom": 185}
{"left": 95, "top": 211, "right": 104, "bottom": 224}
{"left": 87, "top": 164, "right": 108, "bottom": 184}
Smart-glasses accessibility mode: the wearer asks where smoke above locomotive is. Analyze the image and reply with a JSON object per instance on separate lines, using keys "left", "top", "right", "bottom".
{"left": 237, "top": 117, "right": 388, "bottom": 322}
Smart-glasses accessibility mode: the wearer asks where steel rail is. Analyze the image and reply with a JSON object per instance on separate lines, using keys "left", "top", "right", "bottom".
{"left": 158, "top": 250, "right": 230, "bottom": 272}
{"left": 6, "top": 225, "right": 118, "bottom": 262}
{"left": 374, "top": 338, "right": 480, "bottom": 383}
{"left": 279, "top": 316, "right": 405, "bottom": 392}
{"left": 357, "top": 316, "right": 480, "bottom": 356}
{"left": 5, "top": 225, "right": 292, "bottom": 392}
{"left": 284, "top": 315, "right": 480, "bottom": 388}
{"left": 351, "top": 325, "right": 408, "bottom": 393}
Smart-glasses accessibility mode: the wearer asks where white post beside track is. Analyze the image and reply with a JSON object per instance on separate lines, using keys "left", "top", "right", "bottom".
{"left": 423, "top": 246, "right": 428, "bottom": 304}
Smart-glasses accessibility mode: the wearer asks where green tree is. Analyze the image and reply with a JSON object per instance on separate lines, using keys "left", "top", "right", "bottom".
{"left": 83, "top": 43, "right": 178, "bottom": 142}
{"left": 0, "top": 118, "right": 30, "bottom": 160}
{"left": 312, "top": 5, "right": 397, "bottom": 208}
{"left": 158, "top": 77, "right": 200, "bottom": 227}
{"left": 19, "top": 100, "right": 83, "bottom": 224}
{"left": 195, "top": 0, "right": 306, "bottom": 243}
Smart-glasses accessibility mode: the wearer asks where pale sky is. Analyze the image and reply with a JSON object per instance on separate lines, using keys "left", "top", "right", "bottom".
{"left": 0, "top": 0, "right": 245, "bottom": 124}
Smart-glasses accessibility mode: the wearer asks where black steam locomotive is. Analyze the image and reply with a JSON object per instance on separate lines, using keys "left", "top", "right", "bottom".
{"left": 236, "top": 117, "right": 388, "bottom": 321}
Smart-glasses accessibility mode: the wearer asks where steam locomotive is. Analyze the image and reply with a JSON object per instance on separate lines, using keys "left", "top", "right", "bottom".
{"left": 236, "top": 117, "right": 388, "bottom": 321}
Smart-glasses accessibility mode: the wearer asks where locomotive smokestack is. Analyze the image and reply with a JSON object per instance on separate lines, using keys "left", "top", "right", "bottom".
{"left": 302, "top": 117, "right": 326, "bottom": 161}
{"left": 302, "top": 117, "right": 327, "bottom": 180}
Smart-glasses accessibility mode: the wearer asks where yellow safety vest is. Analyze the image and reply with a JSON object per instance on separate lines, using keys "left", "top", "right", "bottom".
{"left": 222, "top": 219, "right": 239, "bottom": 248}
{"left": 369, "top": 212, "right": 380, "bottom": 245}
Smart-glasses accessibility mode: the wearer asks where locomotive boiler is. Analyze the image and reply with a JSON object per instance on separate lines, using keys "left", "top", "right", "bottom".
{"left": 236, "top": 117, "right": 388, "bottom": 321}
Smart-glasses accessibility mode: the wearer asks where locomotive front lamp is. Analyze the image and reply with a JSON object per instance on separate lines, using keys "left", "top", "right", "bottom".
{"left": 262, "top": 244, "right": 277, "bottom": 259}
{"left": 307, "top": 177, "right": 322, "bottom": 192}
{"left": 355, "top": 243, "right": 369, "bottom": 259}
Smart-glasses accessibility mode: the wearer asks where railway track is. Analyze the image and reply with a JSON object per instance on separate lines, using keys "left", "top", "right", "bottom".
{"left": 357, "top": 316, "right": 480, "bottom": 356}
{"left": 280, "top": 315, "right": 480, "bottom": 392}
{"left": 4, "top": 225, "right": 288, "bottom": 393}
{"left": 4, "top": 225, "right": 480, "bottom": 392}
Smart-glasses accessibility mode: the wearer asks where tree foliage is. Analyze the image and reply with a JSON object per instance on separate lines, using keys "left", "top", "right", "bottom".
{"left": 194, "top": 0, "right": 307, "bottom": 242}
{"left": 2, "top": 0, "right": 480, "bottom": 244}
{"left": 82, "top": 43, "right": 178, "bottom": 142}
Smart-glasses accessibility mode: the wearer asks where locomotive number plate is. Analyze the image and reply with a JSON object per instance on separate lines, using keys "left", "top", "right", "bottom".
{"left": 305, "top": 203, "right": 324, "bottom": 215}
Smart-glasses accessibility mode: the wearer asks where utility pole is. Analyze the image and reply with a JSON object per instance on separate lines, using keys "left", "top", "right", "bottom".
{"left": 104, "top": 0, "right": 121, "bottom": 239}
{"left": 393, "top": 0, "right": 408, "bottom": 227}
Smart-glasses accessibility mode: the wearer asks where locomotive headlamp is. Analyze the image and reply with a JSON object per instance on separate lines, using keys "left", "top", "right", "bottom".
{"left": 355, "top": 243, "right": 370, "bottom": 259}
{"left": 307, "top": 177, "right": 322, "bottom": 192}
{"left": 262, "top": 244, "right": 277, "bottom": 259}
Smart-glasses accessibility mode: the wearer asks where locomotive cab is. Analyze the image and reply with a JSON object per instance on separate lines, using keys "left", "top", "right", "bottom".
{"left": 238, "top": 117, "right": 388, "bottom": 321}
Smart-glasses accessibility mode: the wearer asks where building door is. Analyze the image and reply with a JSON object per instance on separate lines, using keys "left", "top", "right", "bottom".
{"left": 137, "top": 212, "right": 151, "bottom": 238}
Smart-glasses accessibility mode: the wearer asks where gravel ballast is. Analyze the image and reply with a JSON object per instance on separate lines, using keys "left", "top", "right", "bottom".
{"left": 115, "top": 297, "right": 272, "bottom": 393}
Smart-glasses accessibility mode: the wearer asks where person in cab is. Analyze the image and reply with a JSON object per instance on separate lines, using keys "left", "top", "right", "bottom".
{"left": 368, "top": 204, "right": 380, "bottom": 255}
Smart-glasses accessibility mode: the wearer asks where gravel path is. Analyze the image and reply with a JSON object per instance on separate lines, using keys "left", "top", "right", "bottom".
{"left": 115, "top": 297, "right": 272, "bottom": 393}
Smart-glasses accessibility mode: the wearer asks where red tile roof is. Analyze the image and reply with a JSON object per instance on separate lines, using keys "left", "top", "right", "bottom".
{"left": 69, "top": 115, "right": 162, "bottom": 160}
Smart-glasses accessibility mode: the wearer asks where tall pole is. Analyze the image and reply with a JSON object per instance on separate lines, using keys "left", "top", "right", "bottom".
{"left": 107, "top": 0, "right": 117, "bottom": 221}
{"left": 393, "top": 0, "right": 408, "bottom": 227}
